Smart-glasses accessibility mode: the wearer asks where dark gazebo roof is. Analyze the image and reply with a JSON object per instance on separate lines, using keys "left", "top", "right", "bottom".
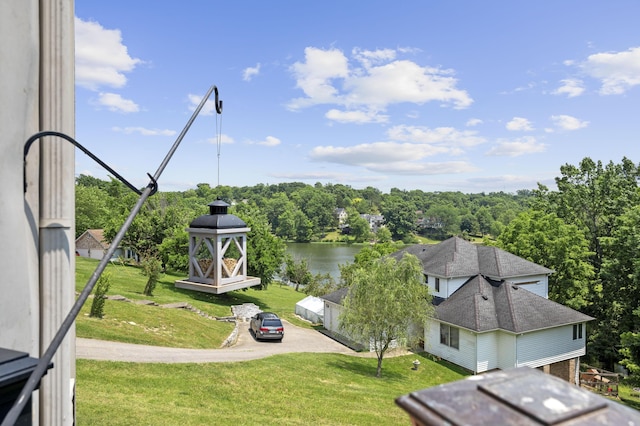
{"left": 189, "top": 199, "right": 247, "bottom": 229}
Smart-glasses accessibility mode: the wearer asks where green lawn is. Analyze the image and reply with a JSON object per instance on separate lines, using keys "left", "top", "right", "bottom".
{"left": 75, "top": 256, "right": 469, "bottom": 424}
{"left": 77, "top": 353, "right": 467, "bottom": 425}
{"left": 76, "top": 257, "right": 310, "bottom": 347}
{"left": 75, "top": 256, "right": 640, "bottom": 422}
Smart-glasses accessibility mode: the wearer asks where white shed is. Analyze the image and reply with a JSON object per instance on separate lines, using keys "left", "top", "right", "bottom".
{"left": 295, "top": 295, "right": 324, "bottom": 324}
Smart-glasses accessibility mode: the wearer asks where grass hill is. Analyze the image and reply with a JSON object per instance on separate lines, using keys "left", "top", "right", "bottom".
{"left": 75, "top": 257, "right": 469, "bottom": 424}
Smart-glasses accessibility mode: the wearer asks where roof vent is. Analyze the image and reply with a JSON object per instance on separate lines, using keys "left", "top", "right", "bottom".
{"left": 512, "top": 285, "right": 519, "bottom": 290}
{"left": 481, "top": 295, "right": 488, "bottom": 300}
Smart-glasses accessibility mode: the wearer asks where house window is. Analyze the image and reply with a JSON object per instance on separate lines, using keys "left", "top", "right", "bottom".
{"left": 573, "top": 324, "right": 583, "bottom": 340}
{"left": 435, "top": 277, "right": 440, "bottom": 292}
{"left": 440, "top": 323, "right": 459, "bottom": 349}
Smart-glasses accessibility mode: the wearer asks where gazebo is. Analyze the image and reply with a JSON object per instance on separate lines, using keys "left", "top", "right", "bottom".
{"left": 174, "top": 199, "right": 261, "bottom": 294}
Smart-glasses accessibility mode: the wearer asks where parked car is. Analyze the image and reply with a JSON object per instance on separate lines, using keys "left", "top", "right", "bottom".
{"left": 250, "top": 312, "right": 284, "bottom": 341}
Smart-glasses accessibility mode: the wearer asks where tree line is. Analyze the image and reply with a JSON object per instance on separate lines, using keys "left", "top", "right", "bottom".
{"left": 76, "top": 156, "right": 640, "bottom": 379}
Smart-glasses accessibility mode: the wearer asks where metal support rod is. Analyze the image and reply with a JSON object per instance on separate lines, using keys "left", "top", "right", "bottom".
{"left": 23, "top": 131, "right": 145, "bottom": 195}
{"left": 2, "top": 85, "right": 221, "bottom": 426}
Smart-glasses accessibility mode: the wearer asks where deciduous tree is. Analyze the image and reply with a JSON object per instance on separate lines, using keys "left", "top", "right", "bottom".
{"left": 339, "top": 253, "right": 433, "bottom": 377}
{"left": 233, "top": 203, "right": 286, "bottom": 289}
{"left": 496, "top": 210, "right": 594, "bottom": 310}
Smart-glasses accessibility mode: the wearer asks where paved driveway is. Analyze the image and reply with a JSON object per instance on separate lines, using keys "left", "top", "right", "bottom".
{"left": 76, "top": 320, "right": 357, "bottom": 363}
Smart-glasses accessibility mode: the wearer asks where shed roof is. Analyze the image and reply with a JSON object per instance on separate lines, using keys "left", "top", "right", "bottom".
{"left": 435, "top": 275, "right": 593, "bottom": 333}
{"left": 393, "top": 236, "right": 553, "bottom": 279}
{"left": 320, "top": 287, "right": 349, "bottom": 305}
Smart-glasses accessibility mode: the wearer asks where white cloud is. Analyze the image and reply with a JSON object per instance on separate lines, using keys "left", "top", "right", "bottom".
{"left": 243, "top": 63, "right": 261, "bottom": 81}
{"left": 466, "top": 118, "right": 483, "bottom": 127}
{"left": 96, "top": 92, "right": 139, "bottom": 113}
{"left": 308, "top": 124, "right": 485, "bottom": 177}
{"left": 207, "top": 134, "right": 235, "bottom": 145}
{"left": 187, "top": 93, "right": 223, "bottom": 116}
{"left": 486, "top": 136, "right": 546, "bottom": 157}
{"left": 310, "top": 142, "right": 447, "bottom": 165}
{"left": 365, "top": 161, "right": 478, "bottom": 175}
{"left": 506, "top": 117, "right": 534, "bottom": 131}
{"left": 552, "top": 79, "right": 585, "bottom": 98}
{"left": 309, "top": 140, "right": 478, "bottom": 175}
{"left": 250, "top": 136, "right": 281, "bottom": 147}
{"left": 75, "top": 17, "right": 141, "bottom": 90}
{"left": 268, "top": 170, "right": 378, "bottom": 182}
{"left": 325, "top": 109, "right": 388, "bottom": 124}
{"left": 346, "top": 60, "right": 472, "bottom": 109}
{"left": 386, "top": 125, "right": 485, "bottom": 148}
{"left": 582, "top": 46, "right": 640, "bottom": 95}
{"left": 551, "top": 114, "right": 589, "bottom": 130}
{"left": 502, "top": 82, "right": 536, "bottom": 95}
{"left": 287, "top": 46, "right": 472, "bottom": 116}
{"left": 352, "top": 47, "right": 397, "bottom": 68}
{"left": 112, "top": 126, "right": 176, "bottom": 136}
{"left": 288, "top": 47, "right": 350, "bottom": 108}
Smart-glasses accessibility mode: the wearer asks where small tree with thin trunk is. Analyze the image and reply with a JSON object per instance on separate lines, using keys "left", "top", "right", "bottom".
{"left": 141, "top": 256, "right": 162, "bottom": 296}
{"left": 90, "top": 272, "right": 111, "bottom": 318}
{"left": 339, "top": 253, "right": 433, "bottom": 377}
{"left": 282, "top": 254, "right": 312, "bottom": 291}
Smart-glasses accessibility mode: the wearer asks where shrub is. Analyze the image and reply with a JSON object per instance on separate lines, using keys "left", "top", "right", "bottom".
{"left": 89, "top": 272, "right": 111, "bottom": 318}
{"left": 141, "top": 256, "right": 162, "bottom": 296}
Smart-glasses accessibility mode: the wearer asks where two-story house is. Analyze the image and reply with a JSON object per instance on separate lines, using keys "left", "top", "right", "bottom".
{"left": 322, "top": 236, "right": 593, "bottom": 383}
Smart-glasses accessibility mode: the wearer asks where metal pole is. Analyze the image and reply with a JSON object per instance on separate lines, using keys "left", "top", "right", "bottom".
{"left": 2, "top": 85, "right": 221, "bottom": 426}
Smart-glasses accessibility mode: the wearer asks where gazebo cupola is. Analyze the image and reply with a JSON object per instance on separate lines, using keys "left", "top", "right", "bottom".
{"left": 175, "top": 199, "right": 261, "bottom": 294}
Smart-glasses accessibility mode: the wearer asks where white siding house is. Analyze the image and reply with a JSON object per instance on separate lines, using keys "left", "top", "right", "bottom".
{"left": 516, "top": 325, "right": 587, "bottom": 368}
{"left": 322, "top": 237, "right": 593, "bottom": 382}
{"left": 427, "top": 271, "right": 592, "bottom": 379}
{"left": 397, "top": 237, "right": 593, "bottom": 382}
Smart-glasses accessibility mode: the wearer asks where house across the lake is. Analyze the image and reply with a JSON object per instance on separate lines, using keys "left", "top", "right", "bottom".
{"left": 321, "top": 236, "right": 593, "bottom": 383}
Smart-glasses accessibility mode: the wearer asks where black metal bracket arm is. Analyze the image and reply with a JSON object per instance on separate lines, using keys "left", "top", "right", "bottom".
{"left": 23, "top": 130, "right": 157, "bottom": 196}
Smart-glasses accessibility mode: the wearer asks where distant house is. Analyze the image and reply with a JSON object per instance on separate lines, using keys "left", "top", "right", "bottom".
{"left": 360, "top": 213, "right": 384, "bottom": 233}
{"left": 333, "top": 208, "right": 348, "bottom": 226}
{"left": 334, "top": 208, "right": 385, "bottom": 233}
{"left": 75, "top": 229, "right": 135, "bottom": 261}
{"left": 322, "top": 236, "right": 593, "bottom": 383}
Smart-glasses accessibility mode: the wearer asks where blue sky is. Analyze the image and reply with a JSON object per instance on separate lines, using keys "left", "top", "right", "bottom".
{"left": 74, "top": 1, "right": 640, "bottom": 194}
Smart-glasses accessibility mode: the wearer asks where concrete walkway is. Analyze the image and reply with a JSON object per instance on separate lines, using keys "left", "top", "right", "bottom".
{"left": 76, "top": 319, "right": 360, "bottom": 363}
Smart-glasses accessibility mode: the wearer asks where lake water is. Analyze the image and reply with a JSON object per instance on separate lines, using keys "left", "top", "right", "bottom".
{"left": 285, "top": 243, "right": 362, "bottom": 281}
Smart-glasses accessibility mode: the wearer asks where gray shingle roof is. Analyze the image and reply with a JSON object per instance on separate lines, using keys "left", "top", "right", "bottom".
{"left": 320, "top": 287, "right": 349, "bottom": 304}
{"left": 436, "top": 275, "right": 593, "bottom": 333}
{"left": 394, "top": 236, "right": 553, "bottom": 279}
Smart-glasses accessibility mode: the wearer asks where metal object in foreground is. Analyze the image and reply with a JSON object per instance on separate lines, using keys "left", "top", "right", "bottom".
{"left": 395, "top": 367, "right": 640, "bottom": 425}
